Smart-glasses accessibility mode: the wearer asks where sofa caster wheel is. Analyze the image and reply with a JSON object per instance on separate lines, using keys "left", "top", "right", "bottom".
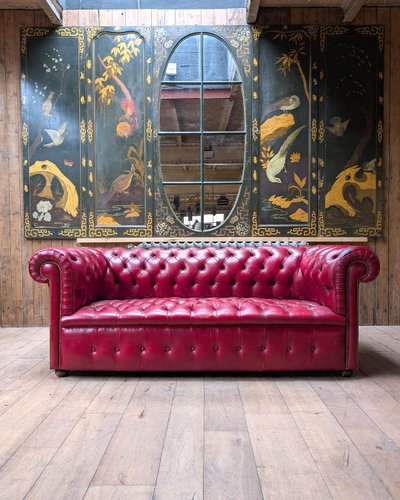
{"left": 341, "top": 370, "right": 352, "bottom": 377}
{"left": 55, "top": 370, "right": 69, "bottom": 377}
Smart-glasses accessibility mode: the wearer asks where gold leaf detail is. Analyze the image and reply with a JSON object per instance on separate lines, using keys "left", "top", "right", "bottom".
{"left": 377, "top": 120, "right": 383, "bottom": 143}
{"left": 80, "top": 120, "right": 86, "bottom": 143}
{"left": 146, "top": 119, "right": 153, "bottom": 142}
{"left": 87, "top": 120, "right": 93, "bottom": 143}
{"left": 22, "top": 123, "right": 28, "bottom": 146}
{"left": 311, "top": 119, "right": 317, "bottom": 142}
{"left": 318, "top": 120, "right": 325, "bottom": 143}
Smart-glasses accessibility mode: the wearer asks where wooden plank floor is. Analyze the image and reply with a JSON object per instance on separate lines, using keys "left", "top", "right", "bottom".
{"left": 0, "top": 326, "right": 399, "bottom": 499}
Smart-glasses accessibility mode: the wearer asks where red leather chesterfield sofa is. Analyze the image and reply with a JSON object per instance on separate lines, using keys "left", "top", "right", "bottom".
{"left": 29, "top": 244, "right": 379, "bottom": 377}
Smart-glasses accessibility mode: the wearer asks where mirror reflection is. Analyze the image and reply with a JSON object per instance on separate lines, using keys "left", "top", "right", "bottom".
{"left": 203, "top": 134, "right": 244, "bottom": 181}
{"left": 204, "top": 83, "right": 244, "bottom": 131}
{"left": 159, "top": 33, "right": 245, "bottom": 233}
{"left": 203, "top": 35, "right": 240, "bottom": 82}
{"left": 160, "top": 85, "right": 200, "bottom": 131}
{"left": 164, "top": 184, "right": 240, "bottom": 231}
{"left": 166, "top": 35, "right": 200, "bottom": 81}
{"left": 160, "top": 134, "right": 201, "bottom": 182}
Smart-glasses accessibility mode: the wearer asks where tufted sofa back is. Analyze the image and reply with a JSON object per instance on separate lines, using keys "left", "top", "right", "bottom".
{"left": 98, "top": 246, "right": 309, "bottom": 300}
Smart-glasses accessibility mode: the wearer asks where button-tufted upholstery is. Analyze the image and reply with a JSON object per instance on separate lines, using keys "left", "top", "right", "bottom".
{"left": 29, "top": 244, "right": 379, "bottom": 375}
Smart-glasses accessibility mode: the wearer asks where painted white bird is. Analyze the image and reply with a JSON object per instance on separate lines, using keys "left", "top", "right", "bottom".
{"left": 261, "top": 95, "right": 301, "bottom": 122}
{"left": 43, "top": 121, "right": 68, "bottom": 148}
{"left": 279, "top": 95, "right": 301, "bottom": 112}
{"left": 326, "top": 116, "right": 350, "bottom": 136}
{"left": 41, "top": 91, "right": 54, "bottom": 117}
{"left": 266, "top": 125, "right": 306, "bottom": 183}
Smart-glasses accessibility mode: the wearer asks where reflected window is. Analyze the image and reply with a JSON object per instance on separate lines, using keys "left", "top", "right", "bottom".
{"left": 159, "top": 34, "right": 245, "bottom": 232}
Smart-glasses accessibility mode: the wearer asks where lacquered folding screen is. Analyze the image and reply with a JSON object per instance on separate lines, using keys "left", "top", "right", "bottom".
{"left": 21, "top": 25, "right": 383, "bottom": 238}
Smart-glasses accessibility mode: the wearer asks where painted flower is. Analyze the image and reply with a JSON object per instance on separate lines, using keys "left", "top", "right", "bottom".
{"left": 290, "top": 152, "right": 301, "bottom": 163}
{"left": 33, "top": 200, "right": 53, "bottom": 222}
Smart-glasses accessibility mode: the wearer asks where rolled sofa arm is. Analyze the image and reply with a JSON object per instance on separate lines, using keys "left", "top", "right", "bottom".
{"left": 295, "top": 245, "right": 380, "bottom": 315}
{"left": 29, "top": 247, "right": 108, "bottom": 316}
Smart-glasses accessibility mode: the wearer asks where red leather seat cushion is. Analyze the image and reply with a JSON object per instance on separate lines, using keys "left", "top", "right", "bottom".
{"left": 61, "top": 297, "right": 345, "bottom": 327}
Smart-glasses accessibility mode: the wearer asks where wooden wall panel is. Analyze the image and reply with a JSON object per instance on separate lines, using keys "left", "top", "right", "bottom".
{"left": 0, "top": 6, "right": 398, "bottom": 326}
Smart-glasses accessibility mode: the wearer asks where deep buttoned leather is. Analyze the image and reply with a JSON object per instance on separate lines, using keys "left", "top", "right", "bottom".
{"left": 28, "top": 244, "right": 380, "bottom": 373}
{"left": 62, "top": 297, "right": 345, "bottom": 327}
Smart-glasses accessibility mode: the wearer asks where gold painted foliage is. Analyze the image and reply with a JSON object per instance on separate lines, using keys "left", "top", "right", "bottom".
{"left": 276, "top": 46, "right": 306, "bottom": 77}
{"left": 127, "top": 139, "right": 145, "bottom": 187}
{"left": 260, "top": 145, "right": 275, "bottom": 170}
{"left": 95, "top": 34, "right": 142, "bottom": 106}
{"left": 288, "top": 172, "right": 307, "bottom": 197}
{"left": 113, "top": 34, "right": 142, "bottom": 63}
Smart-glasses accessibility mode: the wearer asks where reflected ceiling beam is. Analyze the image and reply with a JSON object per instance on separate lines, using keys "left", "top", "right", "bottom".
{"left": 218, "top": 85, "right": 239, "bottom": 145}
{"left": 341, "top": 0, "right": 365, "bottom": 21}
{"left": 246, "top": 0, "right": 261, "bottom": 23}
{"left": 166, "top": 100, "right": 182, "bottom": 146}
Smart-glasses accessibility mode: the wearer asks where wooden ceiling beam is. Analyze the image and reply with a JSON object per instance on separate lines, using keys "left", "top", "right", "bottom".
{"left": 341, "top": 0, "right": 365, "bottom": 21}
{"left": 246, "top": 0, "right": 261, "bottom": 24}
{"left": 38, "top": 0, "right": 63, "bottom": 25}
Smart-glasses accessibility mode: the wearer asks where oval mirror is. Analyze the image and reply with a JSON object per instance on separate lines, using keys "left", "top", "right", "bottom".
{"left": 159, "top": 33, "right": 245, "bottom": 232}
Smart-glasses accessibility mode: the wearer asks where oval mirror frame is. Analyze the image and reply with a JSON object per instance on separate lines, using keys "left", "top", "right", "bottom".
{"left": 158, "top": 33, "right": 246, "bottom": 233}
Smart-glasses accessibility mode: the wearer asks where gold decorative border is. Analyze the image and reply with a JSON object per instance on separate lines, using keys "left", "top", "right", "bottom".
{"left": 153, "top": 27, "right": 173, "bottom": 78}
{"left": 354, "top": 211, "right": 382, "bottom": 236}
{"left": 311, "top": 119, "right": 317, "bottom": 142}
{"left": 22, "top": 123, "right": 28, "bottom": 146}
{"left": 252, "top": 212, "right": 281, "bottom": 237}
{"left": 59, "top": 212, "right": 87, "bottom": 238}
{"left": 377, "top": 120, "right": 383, "bottom": 144}
{"left": 305, "top": 24, "right": 319, "bottom": 41}
{"left": 123, "top": 213, "right": 152, "bottom": 237}
{"left": 21, "top": 28, "right": 50, "bottom": 54}
{"left": 57, "top": 27, "right": 85, "bottom": 57}
{"left": 355, "top": 26, "right": 384, "bottom": 52}
{"left": 218, "top": 26, "right": 252, "bottom": 77}
{"left": 318, "top": 120, "right": 325, "bottom": 144}
{"left": 318, "top": 212, "right": 346, "bottom": 237}
{"left": 87, "top": 120, "right": 93, "bottom": 143}
{"left": 320, "top": 26, "right": 349, "bottom": 53}
{"left": 252, "top": 118, "right": 259, "bottom": 142}
{"left": 88, "top": 212, "right": 118, "bottom": 237}
{"left": 80, "top": 120, "right": 86, "bottom": 143}
{"left": 146, "top": 119, "right": 153, "bottom": 142}
{"left": 86, "top": 27, "right": 103, "bottom": 45}
{"left": 252, "top": 26, "right": 263, "bottom": 41}
{"left": 287, "top": 211, "right": 317, "bottom": 236}
{"left": 24, "top": 212, "right": 53, "bottom": 238}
